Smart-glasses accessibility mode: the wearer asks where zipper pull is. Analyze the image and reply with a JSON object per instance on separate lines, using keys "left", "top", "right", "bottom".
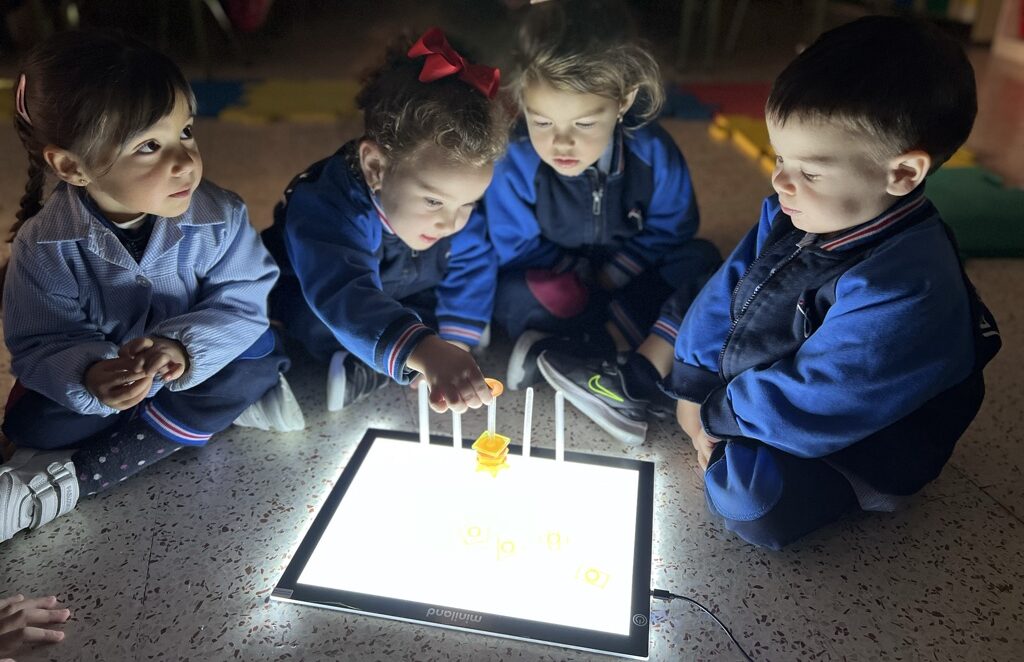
{"left": 797, "top": 298, "right": 813, "bottom": 338}
{"left": 592, "top": 189, "right": 603, "bottom": 215}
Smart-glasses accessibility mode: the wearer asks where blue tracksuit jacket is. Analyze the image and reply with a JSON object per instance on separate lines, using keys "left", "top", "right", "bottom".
{"left": 666, "top": 188, "right": 1000, "bottom": 513}
{"left": 483, "top": 121, "right": 700, "bottom": 286}
{"left": 263, "top": 143, "right": 495, "bottom": 382}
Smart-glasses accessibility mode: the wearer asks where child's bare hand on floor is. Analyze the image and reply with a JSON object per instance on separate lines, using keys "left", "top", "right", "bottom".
{"left": 407, "top": 335, "right": 493, "bottom": 414}
{"left": 0, "top": 594, "right": 70, "bottom": 661}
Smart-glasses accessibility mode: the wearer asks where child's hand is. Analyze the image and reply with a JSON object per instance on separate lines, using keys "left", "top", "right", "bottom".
{"left": 676, "top": 400, "right": 720, "bottom": 471}
{"left": 0, "top": 594, "right": 70, "bottom": 660}
{"left": 84, "top": 357, "right": 155, "bottom": 410}
{"left": 676, "top": 399, "right": 701, "bottom": 438}
{"left": 406, "top": 335, "right": 493, "bottom": 414}
{"left": 690, "top": 428, "right": 720, "bottom": 471}
{"left": 119, "top": 337, "right": 190, "bottom": 382}
{"left": 409, "top": 340, "right": 473, "bottom": 389}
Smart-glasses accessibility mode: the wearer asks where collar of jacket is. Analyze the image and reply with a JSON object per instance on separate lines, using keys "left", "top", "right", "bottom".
{"left": 32, "top": 181, "right": 224, "bottom": 245}
{"left": 817, "top": 185, "right": 931, "bottom": 253}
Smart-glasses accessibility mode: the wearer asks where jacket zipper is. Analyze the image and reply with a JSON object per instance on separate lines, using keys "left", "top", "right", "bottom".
{"left": 717, "top": 233, "right": 815, "bottom": 379}
{"left": 589, "top": 168, "right": 605, "bottom": 243}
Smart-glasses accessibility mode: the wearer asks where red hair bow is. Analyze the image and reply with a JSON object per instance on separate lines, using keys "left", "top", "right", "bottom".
{"left": 407, "top": 27, "right": 500, "bottom": 100}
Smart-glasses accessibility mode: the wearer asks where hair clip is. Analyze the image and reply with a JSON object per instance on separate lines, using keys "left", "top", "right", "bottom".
{"left": 15, "top": 73, "right": 32, "bottom": 125}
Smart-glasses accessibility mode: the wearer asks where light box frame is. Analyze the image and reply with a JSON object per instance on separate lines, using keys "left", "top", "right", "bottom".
{"left": 273, "top": 428, "right": 655, "bottom": 659}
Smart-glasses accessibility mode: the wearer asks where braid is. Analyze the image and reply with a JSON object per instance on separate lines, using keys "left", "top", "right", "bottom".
{"left": 10, "top": 117, "right": 47, "bottom": 240}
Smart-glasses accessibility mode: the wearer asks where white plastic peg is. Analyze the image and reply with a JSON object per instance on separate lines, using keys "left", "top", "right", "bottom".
{"left": 522, "top": 387, "right": 534, "bottom": 458}
{"left": 555, "top": 391, "right": 565, "bottom": 462}
{"left": 418, "top": 380, "right": 429, "bottom": 445}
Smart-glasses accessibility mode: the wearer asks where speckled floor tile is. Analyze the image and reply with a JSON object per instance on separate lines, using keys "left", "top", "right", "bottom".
{"left": 8, "top": 358, "right": 1021, "bottom": 662}
{"left": 948, "top": 259, "right": 1024, "bottom": 519}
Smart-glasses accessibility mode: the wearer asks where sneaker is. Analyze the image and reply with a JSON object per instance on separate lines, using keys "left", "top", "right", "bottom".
{"left": 233, "top": 374, "right": 306, "bottom": 432}
{"left": 506, "top": 330, "right": 614, "bottom": 391}
{"left": 1, "top": 450, "right": 79, "bottom": 543}
{"left": 537, "top": 350, "right": 651, "bottom": 445}
{"left": 506, "top": 330, "right": 553, "bottom": 390}
{"left": 327, "top": 350, "right": 392, "bottom": 412}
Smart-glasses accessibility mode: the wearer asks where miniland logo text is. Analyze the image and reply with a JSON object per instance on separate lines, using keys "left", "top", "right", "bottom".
{"left": 426, "top": 607, "right": 482, "bottom": 624}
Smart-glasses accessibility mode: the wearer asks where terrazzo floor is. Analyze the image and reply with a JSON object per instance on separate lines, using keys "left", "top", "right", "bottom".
{"left": 2, "top": 3, "right": 1023, "bottom": 661}
{"left": 2, "top": 115, "right": 1021, "bottom": 662}
{"left": 3, "top": 316, "right": 1022, "bottom": 662}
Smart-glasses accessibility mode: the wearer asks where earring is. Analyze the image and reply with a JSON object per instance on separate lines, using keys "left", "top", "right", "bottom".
{"left": 616, "top": 114, "right": 624, "bottom": 124}
{"left": 79, "top": 178, "right": 88, "bottom": 186}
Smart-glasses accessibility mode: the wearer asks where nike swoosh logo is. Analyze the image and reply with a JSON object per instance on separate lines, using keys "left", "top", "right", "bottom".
{"left": 588, "top": 374, "right": 624, "bottom": 403}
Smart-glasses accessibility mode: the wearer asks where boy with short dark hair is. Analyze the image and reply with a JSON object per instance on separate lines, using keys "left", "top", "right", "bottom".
{"left": 538, "top": 16, "right": 1001, "bottom": 548}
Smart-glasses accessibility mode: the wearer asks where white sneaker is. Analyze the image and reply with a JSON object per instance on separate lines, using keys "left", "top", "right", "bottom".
{"left": 325, "top": 350, "right": 391, "bottom": 413}
{"left": 506, "top": 330, "right": 552, "bottom": 390}
{"left": 233, "top": 374, "right": 306, "bottom": 432}
{"left": 1, "top": 450, "right": 79, "bottom": 543}
{"left": 327, "top": 350, "right": 349, "bottom": 412}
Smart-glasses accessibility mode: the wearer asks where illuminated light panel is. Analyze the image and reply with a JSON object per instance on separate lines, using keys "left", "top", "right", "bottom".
{"left": 274, "top": 429, "right": 654, "bottom": 659}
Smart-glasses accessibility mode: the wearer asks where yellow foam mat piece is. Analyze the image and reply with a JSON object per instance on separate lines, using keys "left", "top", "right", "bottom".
{"left": 709, "top": 114, "right": 775, "bottom": 175}
{"left": 944, "top": 147, "right": 976, "bottom": 168}
{"left": 710, "top": 113, "right": 977, "bottom": 176}
{"left": 219, "top": 79, "right": 361, "bottom": 124}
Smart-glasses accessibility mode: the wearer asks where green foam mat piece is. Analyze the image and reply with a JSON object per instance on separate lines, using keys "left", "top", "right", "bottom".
{"left": 927, "top": 167, "right": 1024, "bottom": 258}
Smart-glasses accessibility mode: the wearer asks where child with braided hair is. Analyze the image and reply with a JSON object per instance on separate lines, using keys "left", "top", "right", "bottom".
{"left": 1, "top": 30, "right": 295, "bottom": 544}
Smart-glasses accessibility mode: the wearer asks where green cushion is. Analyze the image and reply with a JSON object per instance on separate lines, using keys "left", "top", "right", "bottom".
{"left": 927, "top": 167, "right": 1024, "bottom": 258}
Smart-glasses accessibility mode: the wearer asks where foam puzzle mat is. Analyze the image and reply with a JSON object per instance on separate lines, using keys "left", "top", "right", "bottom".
{"left": 926, "top": 167, "right": 1024, "bottom": 258}
{"left": 0, "top": 77, "right": 361, "bottom": 124}
{"left": 0, "top": 78, "right": 773, "bottom": 124}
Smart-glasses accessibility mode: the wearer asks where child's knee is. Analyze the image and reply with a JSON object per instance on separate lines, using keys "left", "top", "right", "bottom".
{"left": 2, "top": 404, "right": 109, "bottom": 451}
{"left": 4, "top": 384, "right": 110, "bottom": 450}
{"left": 721, "top": 515, "right": 794, "bottom": 551}
{"left": 495, "top": 269, "right": 588, "bottom": 337}
{"left": 703, "top": 440, "right": 858, "bottom": 549}
{"left": 703, "top": 440, "right": 785, "bottom": 522}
